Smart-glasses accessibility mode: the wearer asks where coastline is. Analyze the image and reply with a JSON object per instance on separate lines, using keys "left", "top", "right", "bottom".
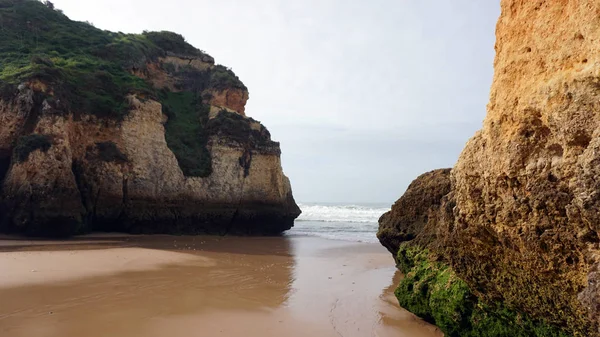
{"left": 0, "top": 234, "right": 441, "bottom": 337}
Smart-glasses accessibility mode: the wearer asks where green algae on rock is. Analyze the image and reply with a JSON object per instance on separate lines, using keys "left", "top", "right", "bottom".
{"left": 396, "top": 245, "right": 573, "bottom": 337}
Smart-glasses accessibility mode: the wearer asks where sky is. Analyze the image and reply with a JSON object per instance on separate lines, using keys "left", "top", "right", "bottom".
{"left": 51, "top": 0, "right": 501, "bottom": 204}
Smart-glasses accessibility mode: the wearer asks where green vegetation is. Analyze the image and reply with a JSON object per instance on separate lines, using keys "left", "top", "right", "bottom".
{"left": 396, "top": 245, "right": 573, "bottom": 337}
{"left": 0, "top": 0, "right": 159, "bottom": 118}
{"left": 95, "top": 141, "right": 127, "bottom": 162}
{"left": 13, "top": 134, "right": 51, "bottom": 162}
{"left": 207, "top": 109, "right": 273, "bottom": 146}
{"left": 142, "top": 31, "right": 206, "bottom": 57}
{"left": 0, "top": 0, "right": 251, "bottom": 177}
{"left": 160, "top": 91, "right": 212, "bottom": 177}
{"left": 209, "top": 65, "right": 246, "bottom": 91}
{"left": 0, "top": 0, "right": 211, "bottom": 118}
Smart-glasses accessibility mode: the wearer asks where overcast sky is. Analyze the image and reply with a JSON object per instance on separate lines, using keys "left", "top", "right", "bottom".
{"left": 52, "top": 0, "right": 500, "bottom": 204}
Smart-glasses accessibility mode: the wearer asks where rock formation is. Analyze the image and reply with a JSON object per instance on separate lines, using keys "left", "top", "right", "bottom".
{"left": 379, "top": 1, "right": 600, "bottom": 336}
{"left": 0, "top": 0, "right": 300, "bottom": 237}
{"left": 377, "top": 168, "right": 451, "bottom": 256}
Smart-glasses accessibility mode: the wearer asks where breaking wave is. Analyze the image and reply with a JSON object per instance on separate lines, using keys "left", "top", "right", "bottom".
{"left": 287, "top": 203, "right": 391, "bottom": 243}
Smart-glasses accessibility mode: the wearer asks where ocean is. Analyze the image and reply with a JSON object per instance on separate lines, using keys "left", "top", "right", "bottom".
{"left": 286, "top": 202, "right": 392, "bottom": 243}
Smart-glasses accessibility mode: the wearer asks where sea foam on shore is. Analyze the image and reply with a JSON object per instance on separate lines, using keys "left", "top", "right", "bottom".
{"left": 287, "top": 203, "right": 390, "bottom": 242}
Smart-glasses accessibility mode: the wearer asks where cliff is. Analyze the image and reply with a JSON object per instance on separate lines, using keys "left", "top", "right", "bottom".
{"left": 0, "top": 0, "right": 300, "bottom": 237}
{"left": 379, "top": 1, "right": 600, "bottom": 336}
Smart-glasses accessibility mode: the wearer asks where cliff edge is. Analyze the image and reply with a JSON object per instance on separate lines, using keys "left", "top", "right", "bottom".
{"left": 379, "top": 1, "right": 600, "bottom": 336}
{"left": 0, "top": 0, "right": 300, "bottom": 236}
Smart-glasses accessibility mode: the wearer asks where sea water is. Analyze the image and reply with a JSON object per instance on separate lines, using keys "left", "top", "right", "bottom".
{"left": 286, "top": 203, "right": 391, "bottom": 243}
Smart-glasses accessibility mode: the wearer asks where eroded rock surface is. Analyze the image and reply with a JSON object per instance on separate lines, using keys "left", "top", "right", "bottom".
{"left": 380, "top": 1, "right": 600, "bottom": 335}
{"left": 377, "top": 169, "right": 451, "bottom": 256}
{"left": 0, "top": 1, "right": 299, "bottom": 237}
{"left": 449, "top": 1, "right": 600, "bottom": 334}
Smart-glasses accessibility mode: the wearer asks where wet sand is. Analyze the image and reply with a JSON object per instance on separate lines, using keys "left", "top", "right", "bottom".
{"left": 0, "top": 235, "right": 442, "bottom": 337}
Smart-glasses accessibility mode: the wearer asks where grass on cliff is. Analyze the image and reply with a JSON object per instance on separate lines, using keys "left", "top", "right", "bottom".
{"left": 395, "top": 245, "right": 574, "bottom": 337}
{"left": 142, "top": 31, "right": 206, "bottom": 58}
{"left": 160, "top": 91, "right": 212, "bottom": 177}
{"left": 0, "top": 0, "right": 160, "bottom": 118}
{"left": 0, "top": 0, "right": 251, "bottom": 179}
{"left": 0, "top": 0, "right": 243, "bottom": 119}
{"left": 209, "top": 65, "right": 247, "bottom": 91}
{"left": 206, "top": 109, "right": 274, "bottom": 146}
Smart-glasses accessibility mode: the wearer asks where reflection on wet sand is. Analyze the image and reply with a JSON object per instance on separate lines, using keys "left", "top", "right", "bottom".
{"left": 0, "top": 235, "right": 440, "bottom": 337}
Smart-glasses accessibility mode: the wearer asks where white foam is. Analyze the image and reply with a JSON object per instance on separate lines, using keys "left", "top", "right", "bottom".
{"left": 287, "top": 203, "right": 391, "bottom": 243}
{"left": 296, "top": 204, "right": 390, "bottom": 224}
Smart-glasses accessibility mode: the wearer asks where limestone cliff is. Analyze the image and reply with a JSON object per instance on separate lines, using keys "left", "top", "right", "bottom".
{"left": 0, "top": 0, "right": 300, "bottom": 236}
{"left": 380, "top": 1, "right": 600, "bottom": 336}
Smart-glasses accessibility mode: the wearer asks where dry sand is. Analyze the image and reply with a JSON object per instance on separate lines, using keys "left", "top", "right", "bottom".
{"left": 0, "top": 234, "right": 442, "bottom": 337}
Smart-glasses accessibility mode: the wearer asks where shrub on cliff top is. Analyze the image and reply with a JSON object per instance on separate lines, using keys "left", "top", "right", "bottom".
{"left": 13, "top": 134, "right": 51, "bottom": 162}
{"left": 0, "top": 0, "right": 227, "bottom": 119}
{"left": 142, "top": 31, "right": 206, "bottom": 58}
{"left": 209, "top": 65, "right": 247, "bottom": 91}
{"left": 396, "top": 245, "right": 574, "bottom": 337}
{"left": 0, "top": 0, "right": 156, "bottom": 117}
{"left": 206, "top": 109, "right": 273, "bottom": 146}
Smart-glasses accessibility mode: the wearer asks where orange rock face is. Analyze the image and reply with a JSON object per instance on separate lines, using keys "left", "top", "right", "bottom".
{"left": 449, "top": 1, "right": 600, "bottom": 334}
{"left": 379, "top": 1, "right": 600, "bottom": 335}
{"left": 208, "top": 88, "right": 249, "bottom": 116}
{"left": 133, "top": 55, "right": 249, "bottom": 116}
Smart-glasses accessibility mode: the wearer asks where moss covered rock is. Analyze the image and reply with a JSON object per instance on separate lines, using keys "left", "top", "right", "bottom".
{"left": 396, "top": 245, "right": 574, "bottom": 337}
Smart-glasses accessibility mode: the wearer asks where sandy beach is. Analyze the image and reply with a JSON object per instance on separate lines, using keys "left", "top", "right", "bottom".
{"left": 0, "top": 235, "right": 441, "bottom": 337}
